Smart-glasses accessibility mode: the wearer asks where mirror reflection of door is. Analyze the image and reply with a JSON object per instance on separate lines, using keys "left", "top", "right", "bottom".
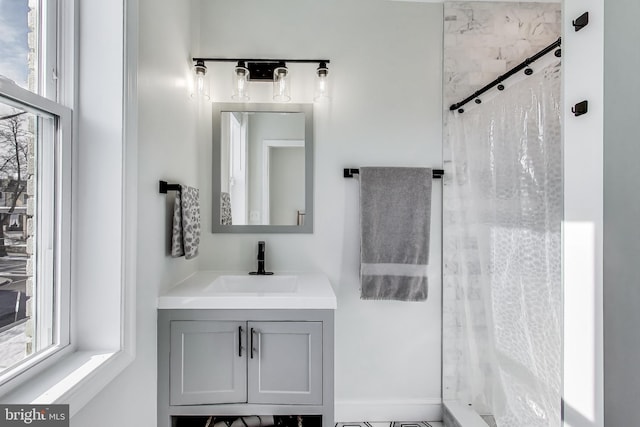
{"left": 262, "top": 140, "right": 305, "bottom": 226}
{"left": 225, "top": 112, "right": 247, "bottom": 225}
{"left": 219, "top": 110, "right": 306, "bottom": 226}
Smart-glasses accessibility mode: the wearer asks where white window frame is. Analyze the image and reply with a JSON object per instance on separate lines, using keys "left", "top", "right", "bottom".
{"left": 41, "top": 0, "right": 60, "bottom": 100}
{"left": 0, "top": 0, "right": 72, "bottom": 393}
{"left": 0, "top": 0, "right": 136, "bottom": 414}
{"left": 0, "top": 79, "right": 72, "bottom": 394}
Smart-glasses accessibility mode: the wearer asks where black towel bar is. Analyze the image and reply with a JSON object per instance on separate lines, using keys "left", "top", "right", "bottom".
{"left": 343, "top": 168, "right": 444, "bottom": 179}
{"left": 159, "top": 180, "right": 181, "bottom": 194}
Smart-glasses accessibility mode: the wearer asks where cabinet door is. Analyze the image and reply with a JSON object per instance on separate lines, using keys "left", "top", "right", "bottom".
{"left": 247, "top": 321, "right": 323, "bottom": 405}
{"left": 170, "top": 320, "right": 247, "bottom": 405}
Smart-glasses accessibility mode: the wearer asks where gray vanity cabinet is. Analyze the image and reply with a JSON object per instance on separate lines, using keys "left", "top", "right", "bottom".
{"left": 158, "top": 309, "right": 334, "bottom": 427}
{"left": 170, "top": 320, "right": 247, "bottom": 405}
{"left": 247, "top": 321, "right": 323, "bottom": 405}
{"left": 169, "top": 320, "right": 322, "bottom": 406}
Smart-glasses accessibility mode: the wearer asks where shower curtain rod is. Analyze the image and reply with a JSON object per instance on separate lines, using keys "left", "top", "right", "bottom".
{"left": 449, "top": 37, "right": 562, "bottom": 113}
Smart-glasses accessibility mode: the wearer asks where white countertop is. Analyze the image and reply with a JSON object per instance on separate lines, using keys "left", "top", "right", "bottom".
{"left": 157, "top": 271, "right": 337, "bottom": 310}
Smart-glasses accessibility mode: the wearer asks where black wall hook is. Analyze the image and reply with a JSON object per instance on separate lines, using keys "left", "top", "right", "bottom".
{"left": 572, "top": 100, "right": 589, "bottom": 117}
{"left": 573, "top": 12, "right": 589, "bottom": 32}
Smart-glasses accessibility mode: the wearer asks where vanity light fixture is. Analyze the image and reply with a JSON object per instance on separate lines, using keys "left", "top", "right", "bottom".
{"left": 273, "top": 62, "right": 291, "bottom": 102}
{"left": 232, "top": 61, "right": 250, "bottom": 101}
{"left": 191, "top": 57, "right": 330, "bottom": 102}
{"left": 314, "top": 61, "right": 329, "bottom": 101}
{"left": 191, "top": 59, "right": 210, "bottom": 100}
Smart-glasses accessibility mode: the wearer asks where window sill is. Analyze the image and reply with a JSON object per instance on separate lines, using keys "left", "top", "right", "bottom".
{"left": 0, "top": 349, "right": 134, "bottom": 416}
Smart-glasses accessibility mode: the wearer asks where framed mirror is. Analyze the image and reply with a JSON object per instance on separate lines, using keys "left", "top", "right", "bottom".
{"left": 212, "top": 103, "right": 313, "bottom": 233}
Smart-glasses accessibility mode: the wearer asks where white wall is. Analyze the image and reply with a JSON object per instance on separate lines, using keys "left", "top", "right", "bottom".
{"left": 195, "top": 0, "right": 443, "bottom": 421}
{"left": 603, "top": 0, "right": 640, "bottom": 425}
{"left": 562, "top": 0, "right": 604, "bottom": 426}
{"left": 70, "top": 0, "right": 199, "bottom": 425}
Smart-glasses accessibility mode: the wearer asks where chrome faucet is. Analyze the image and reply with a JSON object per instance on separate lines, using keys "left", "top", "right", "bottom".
{"left": 249, "top": 241, "right": 273, "bottom": 275}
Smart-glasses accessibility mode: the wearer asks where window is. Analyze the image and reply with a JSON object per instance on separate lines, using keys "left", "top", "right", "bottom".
{"left": 0, "top": 0, "right": 134, "bottom": 413}
{"left": 0, "top": 0, "right": 71, "bottom": 389}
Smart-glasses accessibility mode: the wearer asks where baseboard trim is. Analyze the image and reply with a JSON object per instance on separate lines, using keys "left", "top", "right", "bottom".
{"left": 335, "top": 399, "right": 442, "bottom": 422}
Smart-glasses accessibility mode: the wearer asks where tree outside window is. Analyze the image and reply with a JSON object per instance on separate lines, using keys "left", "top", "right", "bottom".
{"left": 0, "top": 108, "right": 34, "bottom": 365}
{"left": 0, "top": 0, "right": 62, "bottom": 378}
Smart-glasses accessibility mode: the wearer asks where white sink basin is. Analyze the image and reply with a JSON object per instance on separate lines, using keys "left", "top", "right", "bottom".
{"left": 158, "top": 271, "right": 337, "bottom": 310}
{"left": 207, "top": 274, "right": 298, "bottom": 294}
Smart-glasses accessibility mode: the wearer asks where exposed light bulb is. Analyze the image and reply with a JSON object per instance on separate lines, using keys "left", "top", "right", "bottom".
{"left": 191, "top": 60, "right": 210, "bottom": 100}
{"left": 314, "top": 62, "right": 329, "bottom": 102}
{"left": 196, "top": 74, "right": 205, "bottom": 92}
{"left": 232, "top": 61, "right": 250, "bottom": 101}
{"left": 273, "top": 64, "right": 291, "bottom": 102}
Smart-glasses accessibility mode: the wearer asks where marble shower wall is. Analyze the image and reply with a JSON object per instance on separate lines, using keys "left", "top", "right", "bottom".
{"left": 444, "top": 2, "right": 561, "bottom": 110}
{"left": 441, "top": 2, "right": 561, "bottom": 405}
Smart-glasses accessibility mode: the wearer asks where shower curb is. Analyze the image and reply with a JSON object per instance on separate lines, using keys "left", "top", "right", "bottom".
{"left": 442, "top": 401, "right": 489, "bottom": 427}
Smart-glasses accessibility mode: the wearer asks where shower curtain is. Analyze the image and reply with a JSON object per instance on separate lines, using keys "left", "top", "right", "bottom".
{"left": 444, "top": 62, "right": 562, "bottom": 426}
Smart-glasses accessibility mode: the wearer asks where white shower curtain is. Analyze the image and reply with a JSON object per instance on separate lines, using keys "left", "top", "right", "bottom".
{"left": 444, "top": 62, "right": 562, "bottom": 426}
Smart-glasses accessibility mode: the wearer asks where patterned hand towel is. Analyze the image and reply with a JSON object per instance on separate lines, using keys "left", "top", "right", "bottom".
{"left": 220, "top": 192, "right": 232, "bottom": 225}
{"left": 171, "top": 185, "right": 201, "bottom": 260}
{"left": 359, "top": 167, "right": 432, "bottom": 301}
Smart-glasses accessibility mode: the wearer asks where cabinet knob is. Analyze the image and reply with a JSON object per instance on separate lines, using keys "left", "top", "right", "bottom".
{"left": 238, "top": 326, "right": 243, "bottom": 357}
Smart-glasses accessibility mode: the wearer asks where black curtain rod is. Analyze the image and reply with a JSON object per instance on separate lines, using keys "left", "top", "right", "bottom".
{"left": 449, "top": 37, "right": 562, "bottom": 113}
{"left": 192, "top": 58, "right": 330, "bottom": 64}
{"left": 344, "top": 168, "right": 444, "bottom": 179}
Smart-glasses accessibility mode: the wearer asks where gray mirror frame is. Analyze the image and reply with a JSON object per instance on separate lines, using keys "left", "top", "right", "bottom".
{"left": 212, "top": 102, "right": 314, "bottom": 233}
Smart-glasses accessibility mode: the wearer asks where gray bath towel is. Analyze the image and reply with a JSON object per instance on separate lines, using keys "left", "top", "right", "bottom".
{"left": 171, "top": 185, "right": 201, "bottom": 260}
{"left": 359, "top": 167, "right": 432, "bottom": 301}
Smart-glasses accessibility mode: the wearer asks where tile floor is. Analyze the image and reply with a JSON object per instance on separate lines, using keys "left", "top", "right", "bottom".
{"left": 336, "top": 422, "right": 443, "bottom": 427}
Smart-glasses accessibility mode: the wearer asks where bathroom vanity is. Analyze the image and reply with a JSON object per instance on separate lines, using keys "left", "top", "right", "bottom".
{"left": 157, "top": 272, "right": 336, "bottom": 427}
